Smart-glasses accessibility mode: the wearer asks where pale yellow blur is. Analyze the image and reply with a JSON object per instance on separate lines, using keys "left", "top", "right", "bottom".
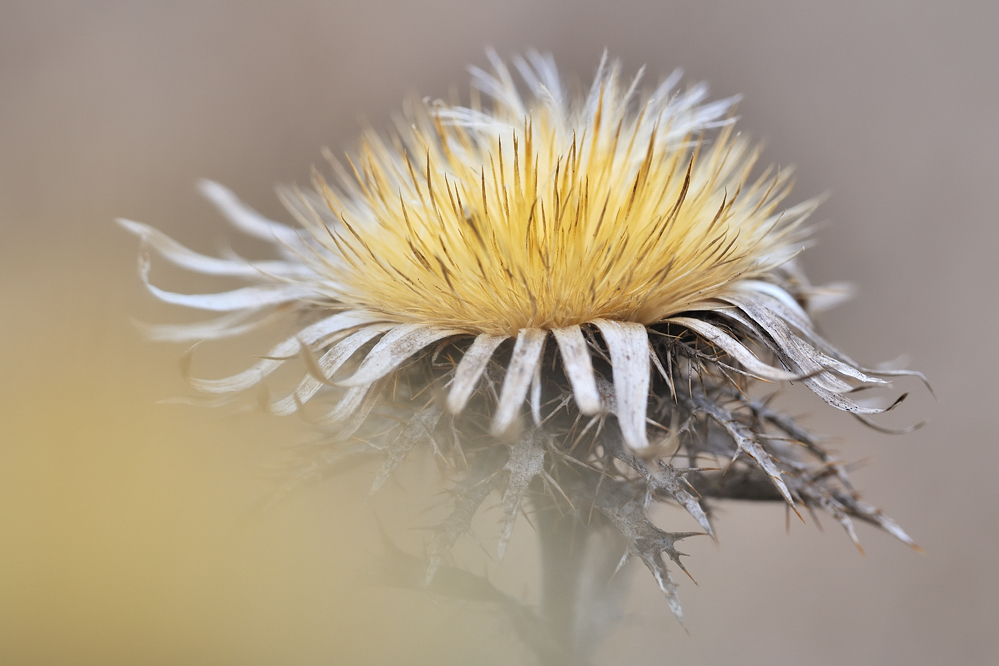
{"left": 0, "top": 271, "right": 520, "bottom": 665}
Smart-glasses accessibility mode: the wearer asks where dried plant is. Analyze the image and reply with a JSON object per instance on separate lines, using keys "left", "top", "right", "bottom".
{"left": 122, "top": 51, "right": 925, "bottom": 664}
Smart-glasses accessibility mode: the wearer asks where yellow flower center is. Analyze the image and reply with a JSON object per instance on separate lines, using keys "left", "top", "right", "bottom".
{"left": 304, "top": 73, "right": 805, "bottom": 336}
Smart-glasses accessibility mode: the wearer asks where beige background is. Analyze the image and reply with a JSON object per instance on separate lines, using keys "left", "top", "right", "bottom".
{"left": 1, "top": 1, "right": 996, "bottom": 664}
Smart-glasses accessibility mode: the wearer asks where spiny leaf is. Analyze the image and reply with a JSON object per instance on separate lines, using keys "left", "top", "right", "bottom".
{"left": 370, "top": 405, "right": 443, "bottom": 494}
{"left": 687, "top": 392, "right": 794, "bottom": 505}
{"left": 497, "top": 431, "right": 548, "bottom": 560}
{"left": 599, "top": 493, "right": 703, "bottom": 625}
{"left": 426, "top": 449, "right": 506, "bottom": 584}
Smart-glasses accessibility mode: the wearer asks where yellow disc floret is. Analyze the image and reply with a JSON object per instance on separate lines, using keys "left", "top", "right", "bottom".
{"left": 299, "top": 57, "right": 812, "bottom": 336}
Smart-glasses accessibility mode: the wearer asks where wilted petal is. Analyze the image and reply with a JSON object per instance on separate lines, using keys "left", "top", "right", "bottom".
{"left": 735, "top": 280, "right": 810, "bottom": 322}
{"left": 339, "top": 324, "right": 465, "bottom": 387}
{"left": 593, "top": 320, "right": 650, "bottom": 451}
{"left": 491, "top": 328, "right": 546, "bottom": 437}
{"left": 529, "top": 353, "right": 543, "bottom": 425}
{"left": 316, "top": 385, "right": 372, "bottom": 425}
{"left": 146, "top": 282, "right": 313, "bottom": 312}
{"left": 552, "top": 325, "right": 602, "bottom": 415}
{"left": 815, "top": 353, "right": 891, "bottom": 387}
{"left": 749, "top": 290, "right": 931, "bottom": 390}
{"left": 139, "top": 252, "right": 315, "bottom": 312}
{"left": 137, "top": 308, "right": 281, "bottom": 342}
{"left": 119, "top": 219, "right": 313, "bottom": 278}
{"left": 198, "top": 180, "right": 304, "bottom": 247}
{"left": 669, "top": 316, "right": 803, "bottom": 382}
{"left": 736, "top": 300, "right": 895, "bottom": 414}
{"left": 446, "top": 334, "right": 507, "bottom": 414}
{"left": 803, "top": 281, "right": 855, "bottom": 313}
{"left": 187, "top": 310, "right": 374, "bottom": 393}
{"left": 727, "top": 289, "right": 893, "bottom": 385}
{"left": 269, "top": 324, "right": 389, "bottom": 415}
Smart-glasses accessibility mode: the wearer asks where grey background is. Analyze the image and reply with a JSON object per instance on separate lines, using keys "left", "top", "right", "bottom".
{"left": 1, "top": 1, "right": 996, "bottom": 664}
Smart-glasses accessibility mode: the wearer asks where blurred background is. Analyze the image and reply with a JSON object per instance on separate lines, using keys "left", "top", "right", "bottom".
{"left": 1, "top": 1, "right": 996, "bottom": 664}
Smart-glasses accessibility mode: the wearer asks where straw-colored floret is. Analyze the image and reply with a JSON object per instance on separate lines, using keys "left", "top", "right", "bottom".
{"left": 304, "top": 56, "right": 809, "bottom": 336}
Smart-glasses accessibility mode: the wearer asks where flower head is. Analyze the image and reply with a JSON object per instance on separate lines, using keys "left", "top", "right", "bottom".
{"left": 312, "top": 59, "right": 803, "bottom": 336}
{"left": 122, "top": 51, "right": 923, "bottom": 634}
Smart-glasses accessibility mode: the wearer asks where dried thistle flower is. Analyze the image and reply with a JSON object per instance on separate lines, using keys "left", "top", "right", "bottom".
{"left": 122, "top": 51, "right": 924, "bottom": 662}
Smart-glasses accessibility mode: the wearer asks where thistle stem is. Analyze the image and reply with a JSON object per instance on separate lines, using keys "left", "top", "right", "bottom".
{"left": 534, "top": 494, "right": 590, "bottom": 665}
